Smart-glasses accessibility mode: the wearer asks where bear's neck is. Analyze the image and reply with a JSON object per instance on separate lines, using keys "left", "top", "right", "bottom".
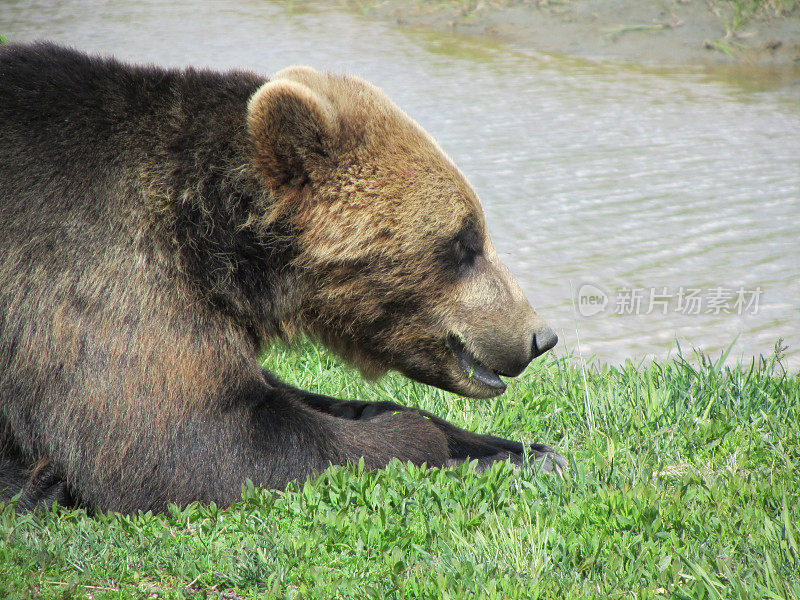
{"left": 133, "top": 67, "right": 301, "bottom": 343}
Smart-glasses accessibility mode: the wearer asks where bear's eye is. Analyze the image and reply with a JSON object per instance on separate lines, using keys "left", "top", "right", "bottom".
{"left": 443, "top": 222, "right": 482, "bottom": 275}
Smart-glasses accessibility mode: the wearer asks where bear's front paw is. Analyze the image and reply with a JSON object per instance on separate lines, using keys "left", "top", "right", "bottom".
{"left": 526, "top": 443, "right": 567, "bottom": 476}
{"left": 446, "top": 443, "right": 566, "bottom": 476}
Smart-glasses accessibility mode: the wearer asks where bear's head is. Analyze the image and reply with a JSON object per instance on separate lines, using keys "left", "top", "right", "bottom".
{"left": 247, "top": 66, "right": 557, "bottom": 398}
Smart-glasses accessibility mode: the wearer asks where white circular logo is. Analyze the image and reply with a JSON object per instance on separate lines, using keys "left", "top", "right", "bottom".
{"left": 577, "top": 283, "right": 608, "bottom": 317}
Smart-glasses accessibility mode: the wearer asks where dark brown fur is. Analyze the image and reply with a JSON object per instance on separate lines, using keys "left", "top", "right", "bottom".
{"left": 0, "top": 43, "right": 563, "bottom": 513}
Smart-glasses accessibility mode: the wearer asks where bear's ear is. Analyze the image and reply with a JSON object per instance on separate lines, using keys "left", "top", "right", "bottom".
{"left": 247, "top": 75, "right": 337, "bottom": 189}
{"left": 270, "top": 65, "right": 326, "bottom": 91}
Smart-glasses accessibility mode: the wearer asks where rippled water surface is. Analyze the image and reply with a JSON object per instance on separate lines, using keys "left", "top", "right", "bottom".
{"left": 5, "top": 0, "right": 799, "bottom": 369}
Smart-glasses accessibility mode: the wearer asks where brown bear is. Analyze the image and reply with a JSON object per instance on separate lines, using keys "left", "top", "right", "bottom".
{"left": 0, "top": 42, "right": 563, "bottom": 514}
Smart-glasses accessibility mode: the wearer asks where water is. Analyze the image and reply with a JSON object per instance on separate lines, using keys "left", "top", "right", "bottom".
{"left": 4, "top": 0, "right": 799, "bottom": 370}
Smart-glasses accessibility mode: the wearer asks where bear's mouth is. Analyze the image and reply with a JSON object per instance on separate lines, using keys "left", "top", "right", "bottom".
{"left": 446, "top": 334, "right": 506, "bottom": 392}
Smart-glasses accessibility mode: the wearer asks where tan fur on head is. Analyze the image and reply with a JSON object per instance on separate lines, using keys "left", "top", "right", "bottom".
{"left": 247, "top": 66, "right": 476, "bottom": 250}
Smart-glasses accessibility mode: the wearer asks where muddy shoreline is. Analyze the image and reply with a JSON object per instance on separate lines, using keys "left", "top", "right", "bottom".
{"left": 351, "top": 0, "right": 800, "bottom": 70}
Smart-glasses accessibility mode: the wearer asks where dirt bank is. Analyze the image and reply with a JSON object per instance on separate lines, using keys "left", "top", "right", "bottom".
{"left": 351, "top": 0, "right": 800, "bottom": 69}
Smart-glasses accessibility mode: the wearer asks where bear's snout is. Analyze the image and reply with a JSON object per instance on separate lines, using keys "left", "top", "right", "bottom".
{"left": 532, "top": 326, "right": 558, "bottom": 358}
{"left": 496, "top": 324, "right": 559, "bottom": 376}
{"left": 485, "top": 323, "right": 557, "bottom": 379}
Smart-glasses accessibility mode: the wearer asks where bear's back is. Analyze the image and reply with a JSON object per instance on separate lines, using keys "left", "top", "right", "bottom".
{"left": 0, "top": 43, "right": 267, "bottom": 273}
{"left": 0, "top": 42, "right": 265, "bottom": 219}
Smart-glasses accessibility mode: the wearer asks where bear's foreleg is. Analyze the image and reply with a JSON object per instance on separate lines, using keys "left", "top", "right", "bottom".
{"left": 262, "top": 370, "right": 566, "bottom": 474}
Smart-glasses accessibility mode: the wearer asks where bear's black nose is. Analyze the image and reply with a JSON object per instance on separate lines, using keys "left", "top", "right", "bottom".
{"left": 532, "top": 327, "right": 558, "bottom": 358}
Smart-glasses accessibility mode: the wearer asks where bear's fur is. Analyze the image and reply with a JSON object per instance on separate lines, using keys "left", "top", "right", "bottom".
{"left": 0, "top": 42, "right": 563, "bottom": 513}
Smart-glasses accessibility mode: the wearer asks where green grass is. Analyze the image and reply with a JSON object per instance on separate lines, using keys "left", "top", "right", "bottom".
{"left": 708, "top": 0, "right": 800, "bottom": 41}
{"left": 346, "top": 0, "right": 799, "bottom": 58}
{"left": 348, "top": 0, "right": 798, "bottom": 21}
{"left": 2, "top": 342, "right": 799, "bottom": 599}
